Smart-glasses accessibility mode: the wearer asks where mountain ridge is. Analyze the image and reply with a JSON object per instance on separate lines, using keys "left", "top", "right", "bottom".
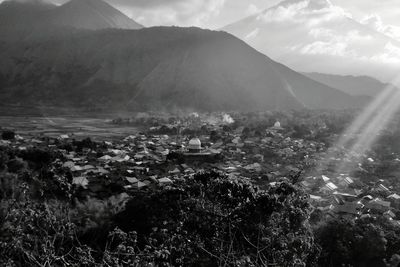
{"left": 303, "top": 72, "right": 393, "bottom": 97}
{"left": 0, "top": 27, "right": 363, "bottom": 112}
{"left": 0, "top": 0, "right": 143, "bottom": 31}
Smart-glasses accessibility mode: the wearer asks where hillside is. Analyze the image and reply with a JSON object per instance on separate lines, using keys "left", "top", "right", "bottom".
{"left": 304, "top": 72, "right": 389, "bottom": 97}
{"left": 0, "top": 0, "right": 56, "bottom": 28}
{"left": 45, "top": 0, "right": 143, "bottom": 30}
{"left": 0, "top": 0, "right": 142, "bottom": 31}
{"left": 0, "top": 27, "right": 361, "bottom": 112}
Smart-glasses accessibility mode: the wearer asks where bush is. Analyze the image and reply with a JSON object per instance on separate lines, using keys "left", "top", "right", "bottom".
{"left": 315, "top": 218, "right": 388, "bottom": 267}
{"left": 7, "top": 158, "right": 27, "bottom": 173}
{"left": 0, "top": 149, "right": 9, "bottom": 171}
{"left": 0, "top": 168, "right": 318, "bottom": 266}
{"left": 0, "top": 200, "right": 98, "bottom": 267}
{"left": 114, "top": 172, "right": 318, "bottom": 266}
{"left": 1, "top": 130, "right": 15, "bottom": 140}
{"left": 19, "top": 147, "right": 57, "bottom": 169}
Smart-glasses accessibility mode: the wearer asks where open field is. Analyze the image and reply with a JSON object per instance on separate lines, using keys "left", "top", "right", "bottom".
{"left": 0, "top": 116, "right": 140, "bottom": 140}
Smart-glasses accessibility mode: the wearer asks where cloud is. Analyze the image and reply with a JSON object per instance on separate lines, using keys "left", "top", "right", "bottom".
{"left": 300, "top": 40, "right": 348, "bottom": 56}
{"left": 256, "top": 0, "right": 308, "bottom": 23}
{"left": 254, "top": 0, "right": 351, "bottom": 25}
{"left": 297, "top": 29, "right": 400, "bottom": 66}
{"left": 308, "top": 28, "right": 372, "bottom": 42}
{"left": 245, "top": 3, "right": 262, "bottom": 16}
{"left": 360, "top": 14, "right": 400, "bottom": 41}
{"left": 370, "top": 42, "right": 400, "bottom": 64}
{"left": 294, "top": 29, "right": 373, "bottom": 59}
{"left": 264, "top": 0, "right": 400, "bottom": 66}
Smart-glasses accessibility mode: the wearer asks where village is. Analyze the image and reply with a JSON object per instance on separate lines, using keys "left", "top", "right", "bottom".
{"left": 2, "top": 111, "right": 400, "bottom": 230}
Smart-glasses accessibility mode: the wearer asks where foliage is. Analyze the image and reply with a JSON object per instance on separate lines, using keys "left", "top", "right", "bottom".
{"left": 19, "top": 147, "right": 58, "bottom": 170}
{"left": 0, "top": 161, "right": 318, "bottom": 267}
{"left": 314, "top": 218, "right": 391, "bottom": 267}
{"left": 115, "top": 171, "right": 318, "bottom": 266}
{"left": 0, "top": 200, "right": 98, "bottom": 267}
{"left": 2, "top": 130, "right": 16, "bottom": 140}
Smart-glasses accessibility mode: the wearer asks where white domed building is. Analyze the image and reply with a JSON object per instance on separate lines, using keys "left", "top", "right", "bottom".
{"left": 187, "top": 138, "right": 202, "bottom": 153}
{"left": 272, "top": 121, "right": 283, "bottom": 130}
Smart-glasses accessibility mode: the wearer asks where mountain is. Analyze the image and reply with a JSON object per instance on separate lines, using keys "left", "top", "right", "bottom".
{"left": 0, "top": 0, "right": 143, "bottom": 31}
{"left": 45, "top": 0, "right": 143, "bottom": 30}
{"left": 0, "top": 0, "right": 56, "bottom": 28}
{"left": 223, "top": 0, "right": 400, "bottom": 84}
{"left": 0, "top": 27, "right": 362, "bottom": 112}
{"left": 303, "top": 72, "right": 390, "bottom": 97}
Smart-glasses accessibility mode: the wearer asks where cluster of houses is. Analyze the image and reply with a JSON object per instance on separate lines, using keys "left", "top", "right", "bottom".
{"left": 1, "top": 118, "right": 326, "bottom": 198}
{"left": 304, "top": 174, "right": 400, "bottom": 224}
{"left": 4, "top": 113, "right": 400, "bottom": 227}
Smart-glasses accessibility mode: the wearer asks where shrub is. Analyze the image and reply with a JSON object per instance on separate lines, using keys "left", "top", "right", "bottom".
{"left": 19, "top": 147, "right": 56, "bottom": 169}
{"left": 0, "top": 148, "right": 9, "bottom": 171}
{"left": 7, "top": 158, "right": 27, "bottom": 173}
{"left": 114, "top": 171, "right": 318, "bottom": 266}
{"left": 315, "top": 218, "right": 388, "bottom": 267}
{"left": 0, "top": 169, "right": 318, "bottom": 266}
{"left": 1, "top": 130, "right": 15, "bottom": 140}
{"left": 0, "top": 201, "right": 97, "bottom": 267}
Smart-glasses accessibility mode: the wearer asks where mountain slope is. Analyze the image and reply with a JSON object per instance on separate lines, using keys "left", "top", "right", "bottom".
{"left": 0, "top": 0, "right": 56, "bottom": 28}
{"left": 0, "top": 0, "right": 142, "bottom": 31}
{"left": 304, "top": 72, "right": 389, "bottom": 97}
{"left": 45, "top": 0, "right": 143, "bottom": 30}
{"left": 223, "top": 0, "right": 400, "bottom": 83}
{"left": 0, "top": 27, "right": 361, "bottom": 112}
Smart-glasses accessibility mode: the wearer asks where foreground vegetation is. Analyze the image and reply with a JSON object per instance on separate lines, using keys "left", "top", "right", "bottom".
{"left": 0, "top": 161, "right": 316, "bottom": 266}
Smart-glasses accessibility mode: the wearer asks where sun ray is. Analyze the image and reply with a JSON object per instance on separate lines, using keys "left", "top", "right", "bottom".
{"left": 317, "top": 76, "right": 400, "bottom": 176}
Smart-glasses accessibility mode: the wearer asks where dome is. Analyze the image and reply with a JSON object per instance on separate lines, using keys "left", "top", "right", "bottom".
{"left": 274, "top": 121, "right": 281, "bottom": 128}
{"left": 188, "top": 138, "right": 201, "bottom": 150}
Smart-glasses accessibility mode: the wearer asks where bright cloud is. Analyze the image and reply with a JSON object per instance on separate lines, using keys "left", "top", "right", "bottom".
{"left": 370, "top": 42, "right": 400, "bottom": 64}
{"left": 300, "top": 41, "right": 348, "bottom": 56}
{"left": 245, "top": 4, "right": 262, "bottom": 16}
{"left": 360, "top": 14, "right": 400, "bottom": 41}
{"left": 255, "top": 0, "right": 350, "bottom": 25}
{"left": 256, "top": 1, "right": 308, "bottom": 23}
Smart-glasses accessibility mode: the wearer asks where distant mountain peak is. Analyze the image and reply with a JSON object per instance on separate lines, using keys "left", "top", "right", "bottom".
{"left": 223, "top": 0, "right": 400, "bottom": 82}
{"left": 0, "top": 0, "right": 55, "bottom": 29}
{"left": 0, "top": 0, "right": 143, "bottom": 31}
{"left": 0, "top": 0, "right": 54, "bottom": 7}
{"left": 51, "top": 0, "right": 143, "bottom": 30}
{"left": 63, "top": 0, "right": 114, "bottom": 9}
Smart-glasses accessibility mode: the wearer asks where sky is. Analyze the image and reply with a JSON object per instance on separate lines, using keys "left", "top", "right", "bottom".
{"left": 2, "top": 0, "right": 399, "bottom": 32}
{"left": 115, "top": 0, "right": 399, "bottom": 33}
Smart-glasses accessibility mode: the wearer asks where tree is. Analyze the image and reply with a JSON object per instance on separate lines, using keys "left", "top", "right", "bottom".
{"left": 315, "top": 218, "right": 387, "bottom": 267}
{"left": 114, "top": 172, "right": 318, "bottom": 266}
